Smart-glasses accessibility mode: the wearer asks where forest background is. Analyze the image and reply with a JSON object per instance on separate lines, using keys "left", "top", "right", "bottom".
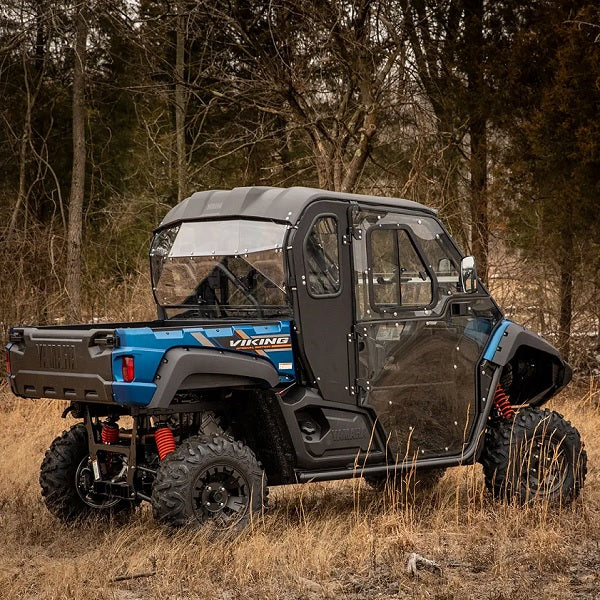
{"left": 1, "top": 4, "right": 600, "bottom": 599}
{"left": 1, "top": 0, "right": 599, "bottom": 373}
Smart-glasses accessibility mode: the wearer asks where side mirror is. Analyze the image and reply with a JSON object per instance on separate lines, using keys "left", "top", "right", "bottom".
{"left": 460, "top": 256, "right": 477, "bottom": 293}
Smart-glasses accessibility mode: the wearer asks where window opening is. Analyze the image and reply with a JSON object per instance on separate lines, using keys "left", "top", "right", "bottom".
{"left": 368, "top": 226, "right": 432, "bottom": 312}
{"left": 304, "top": 216, "right": 341, "bottom": 297}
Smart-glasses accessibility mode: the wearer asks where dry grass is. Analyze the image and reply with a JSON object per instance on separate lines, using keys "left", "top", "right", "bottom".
{"left": 0, "top": 382, "right": 598, "bottom": 600}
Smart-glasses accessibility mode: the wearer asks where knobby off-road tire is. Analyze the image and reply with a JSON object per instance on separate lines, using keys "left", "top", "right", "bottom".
{"left": 40, "top": 424, "right": 135, "bottom": 522}
{"left": 480, "top": 407, "right": 587, "bottom": 504}
{"left": 151, "top": 435, "right": 267, "bottom": 529}
{"left": 365, "top": 468, "right": 446, "bottom": 494}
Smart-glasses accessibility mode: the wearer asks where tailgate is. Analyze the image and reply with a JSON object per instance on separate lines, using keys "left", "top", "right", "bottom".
{"left": 7, "top": 327, "right": 116, "bottom": 403}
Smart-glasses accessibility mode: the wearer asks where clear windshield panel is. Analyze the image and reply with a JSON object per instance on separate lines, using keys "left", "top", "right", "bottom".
{"left": 150, "top": 220, "right": 290, "bottom": 318}
{"left": 167, "top": 220, "right": 286, "bottom": 257}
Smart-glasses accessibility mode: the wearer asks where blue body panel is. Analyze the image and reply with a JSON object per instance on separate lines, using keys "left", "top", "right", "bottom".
{"left": 111, "top": 321, "right": 295, "bottom": 406}
{"left": 482, "top": 319, "right": 512, "bottom": 363}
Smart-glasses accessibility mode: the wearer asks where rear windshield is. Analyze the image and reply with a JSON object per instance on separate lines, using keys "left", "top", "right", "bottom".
{"left": 150, "top": 220, "right": 291, "bottom": 319}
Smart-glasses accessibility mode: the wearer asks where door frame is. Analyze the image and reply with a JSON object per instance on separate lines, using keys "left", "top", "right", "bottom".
{"left": 351, "top": 204, "right": 497, "bottom": 463}
{"left": 287, "top": 199, "right": 356, "bottom": 404}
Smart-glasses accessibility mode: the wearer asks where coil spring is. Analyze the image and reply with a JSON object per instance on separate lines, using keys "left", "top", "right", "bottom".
{"left": 493, "top": 384, "right": 514, "bottom": 420}
{"left": 101, "top": 421, "right": 119, "bottom": 444}
{"left": 155, "top": 426, "right": 176, "bottom": 460}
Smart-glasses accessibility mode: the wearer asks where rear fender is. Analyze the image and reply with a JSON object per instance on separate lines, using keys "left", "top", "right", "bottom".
{"left": 146, "top": 348, "right": 280, "bottom": 409}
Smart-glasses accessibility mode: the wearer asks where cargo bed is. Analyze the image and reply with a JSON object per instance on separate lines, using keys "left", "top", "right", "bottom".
{"left": 6, "top": 320, "right": 200, "bottom": 403}
{"left": 6, "top": 319, "right": 295, "bottom": 406}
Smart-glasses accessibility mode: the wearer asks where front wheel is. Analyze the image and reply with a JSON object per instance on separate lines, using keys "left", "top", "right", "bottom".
{"left": 40, "top": 424, "right": 136, "bottom": 522}
{"left": 151, "top": 435, "right": 267, "bottom": 529}
{"left": 480, "top": 407, "right": 587, "bottom": 504}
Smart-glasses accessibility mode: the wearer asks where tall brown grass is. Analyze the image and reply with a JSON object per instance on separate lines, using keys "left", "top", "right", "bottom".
{"left": 0, "top": 382, "right": 598, "bottom": 600}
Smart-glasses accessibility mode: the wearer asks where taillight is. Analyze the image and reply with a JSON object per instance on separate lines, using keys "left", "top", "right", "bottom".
{"left": 5, "top": 349, "right": 10, "bottom": 376}
{"left": 121, "top": 356, "right": 134, "bottom": 382}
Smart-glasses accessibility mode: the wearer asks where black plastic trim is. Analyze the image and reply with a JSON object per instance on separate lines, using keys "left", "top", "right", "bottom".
{"left": 7, "top": 326, "right": 115, "bottom": 403}
{"left": 277, "top": 386, "right": 385, "bottom": 470}
{"left": 147, "top": 347, "right": 280, "bottom": 408}
{"left": 488, "top": 323, "right": 561, "bottom": 367}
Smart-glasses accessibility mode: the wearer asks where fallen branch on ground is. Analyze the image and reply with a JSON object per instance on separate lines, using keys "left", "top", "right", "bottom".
{"left": 406, "top": 552, "right": 442, "bottom": 577}
{"left": 111, "top": 571, "right": 157, "bottom": 582}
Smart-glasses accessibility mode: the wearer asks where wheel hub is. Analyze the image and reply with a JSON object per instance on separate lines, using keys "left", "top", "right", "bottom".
{"left": 75, "top": 455, "right": 121, "bottom": 509}
{"left": 78, "top": 465, "right": 93, "bottom": 486}
{"left": 192, "top": 463, "right": 250, "bottom": 523}
{"left": 201, "top": 484, "right": 229, "bottom": 512}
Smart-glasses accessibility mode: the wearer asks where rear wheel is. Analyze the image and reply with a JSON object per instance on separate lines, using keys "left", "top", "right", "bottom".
{"left": 40, "top": 424, "right": 135, "bottom": 522}
{"left": 480, "top": 407, "right": 587, "bottom": 504}
{"left": 151, "top": 435, "right": 267, "bottom": 529}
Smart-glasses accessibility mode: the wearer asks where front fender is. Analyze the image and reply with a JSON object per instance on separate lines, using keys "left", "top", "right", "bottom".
{"left": 485, "top": 322, "right": 571, "bottom": 406}
{"left": 147, "top": 348, "right": 280, "bottom": 409}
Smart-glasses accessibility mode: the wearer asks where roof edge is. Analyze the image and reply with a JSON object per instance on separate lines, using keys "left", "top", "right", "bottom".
{"left": 156, "top": 186, "right": 437, "bottom": 231}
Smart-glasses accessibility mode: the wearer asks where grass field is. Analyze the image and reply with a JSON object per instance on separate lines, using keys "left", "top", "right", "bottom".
{"left": 0, "top": 382, "right": 598, "bottom": 600}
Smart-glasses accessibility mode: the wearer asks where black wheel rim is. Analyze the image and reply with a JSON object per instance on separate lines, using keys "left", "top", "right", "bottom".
{"left": 192, "top": 463, "right": 251, "bottom": 527}
{"left": 75, "top": 456, "right": 122, "bottom": 509}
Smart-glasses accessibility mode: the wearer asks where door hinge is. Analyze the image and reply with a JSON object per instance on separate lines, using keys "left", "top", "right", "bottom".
{"left": 352, "top": 325, "right": 368, "bottom": 340}
{"left": 355, "top": 377, "right": 371, "bottom": 392}
{"left": 354, "top": 379, "right": 370, "bottom": 404}
{"left": 346, "top": 327, "right": 362, "bottom": 344}
{"left": 343, "top": 225, "right": 362, "bottom": 245}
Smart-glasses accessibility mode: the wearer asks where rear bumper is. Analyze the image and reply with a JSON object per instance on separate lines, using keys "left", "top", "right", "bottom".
{"left": 6, "top": 326, "right": 116, "bottom": 404}
{"left": 8, "top": 368, "right": 114, "bottom": 403}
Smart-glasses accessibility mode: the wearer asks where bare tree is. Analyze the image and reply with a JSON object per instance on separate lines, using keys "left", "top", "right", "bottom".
{"left": 194, "top": 0, "right": 406, "bottom": 193}
{"left": 174, "top": 0, "right": 187, "bottom": 202}
{"left": 400, "top": 0, "right": 494, "bottom": 280}
{"left": 65, "top": 1, "right": 87, "bottom": 321}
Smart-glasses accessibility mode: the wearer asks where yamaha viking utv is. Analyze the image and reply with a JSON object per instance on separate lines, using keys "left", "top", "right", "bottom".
{"left": 6, "top": 187, "right": 587, "bottom": 528}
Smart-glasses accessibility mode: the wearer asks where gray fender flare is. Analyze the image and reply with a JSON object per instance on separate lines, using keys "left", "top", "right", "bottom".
{"left": 147, "top": 347, "right": 280, "bottom": 409}
{"left": 488, "top": 323, "right": 571, "bottom": 404}
{"left": 488, "top": 323, "right": 562, "bottom": 367}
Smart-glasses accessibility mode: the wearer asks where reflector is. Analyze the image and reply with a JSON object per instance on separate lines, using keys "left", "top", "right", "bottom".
{"left": 121, "top": 356, "right": 134, "bottom": 382}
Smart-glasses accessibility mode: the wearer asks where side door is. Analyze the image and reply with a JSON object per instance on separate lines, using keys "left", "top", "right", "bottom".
{"left": 351, "top": 208, "right": 501, "bottom": 461}
{"left": 290, "top": 200, "right": 355, "bottom": 403}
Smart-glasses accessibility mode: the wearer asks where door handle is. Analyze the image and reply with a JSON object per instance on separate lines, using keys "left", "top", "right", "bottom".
{"left": 451, "top": 302, "right": 469, "bottom": 317}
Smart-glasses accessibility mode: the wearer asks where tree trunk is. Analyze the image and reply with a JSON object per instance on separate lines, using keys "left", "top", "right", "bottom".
{"left": 65, "top": 2, "right": 87, "bottom": 322}
{"left": 558, "top": 216, "right": 574, "bottom": 359}
{"left": 469, "top": 117, "right": 488, "bottom": 282}
{"left": 32, "top": 0, "right": 52, "bottom": 223}
{"left": 341, "top": 106, "right": 377, "bottom": 193}
{"left": 10, "top": 57, "right": 31, "bottom": 232}
{"left": 464, "top": 0, "right": 488, "bottom": 283}
{"left": 175, "top": 2, "right": 186, "bottom": 202}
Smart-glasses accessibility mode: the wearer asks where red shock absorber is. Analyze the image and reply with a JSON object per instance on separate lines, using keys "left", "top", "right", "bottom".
{"left": 155, "top": 426, "right": 176, "bottom": 460}
{"left": 101, "top": 420, "right": 119, "bottom": 444}
{"left": 493, "top": 384, "right": 515, "bottom": 419}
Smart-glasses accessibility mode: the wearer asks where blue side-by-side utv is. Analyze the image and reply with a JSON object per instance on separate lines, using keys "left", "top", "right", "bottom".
{"left": 6, "top": 187, "right": 586, "bottom": 527}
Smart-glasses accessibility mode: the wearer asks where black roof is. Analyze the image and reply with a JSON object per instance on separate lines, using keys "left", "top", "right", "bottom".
{"left": 157, "top": 186, "right": 436, "bottom": 230}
